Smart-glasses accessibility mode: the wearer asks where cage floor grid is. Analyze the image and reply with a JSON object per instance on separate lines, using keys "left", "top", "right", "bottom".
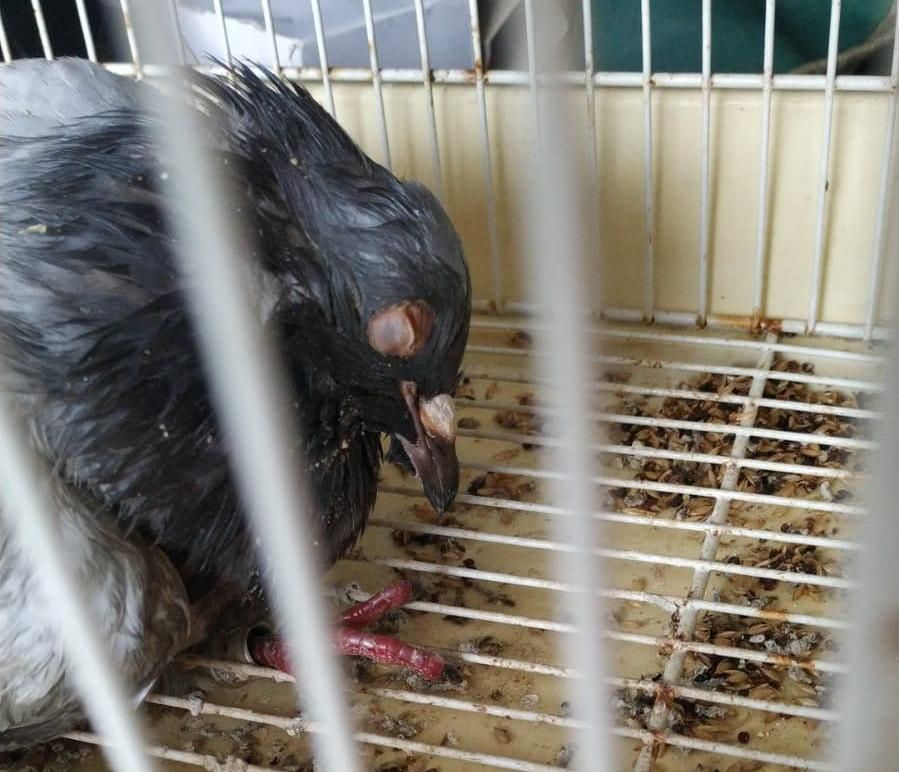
{"left": 6, "top": 316, "right": 880, "bottom": 772}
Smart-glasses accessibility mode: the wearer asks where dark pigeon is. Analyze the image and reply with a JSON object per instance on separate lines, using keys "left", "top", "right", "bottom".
{"left": 0, "top": 57, "right": 471, "bottom": 747}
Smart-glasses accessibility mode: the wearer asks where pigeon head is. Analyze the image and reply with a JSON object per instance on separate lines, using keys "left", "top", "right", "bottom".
{"left": 200, "top": 63, "right": 471, "bottom": 515}
{"left": 303, "top": 174, "right": 471, "bottom": 516}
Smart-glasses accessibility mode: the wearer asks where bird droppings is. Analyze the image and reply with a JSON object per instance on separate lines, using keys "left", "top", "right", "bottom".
{"left": 458, "top": 635, "right": 505, "bottom": 656}
{"left": 656, "top": 600, "right": 838, "bottom": 736}
{"left": 186, "top": 690, "right": 207, "bottom": 717}
{"left": 440, "top": 730, "right": 460, "bottom": 747}
{"left": 615, "top": 685, "right": 733, "bottom": 740}
{"left": 456, "top": 416, "right": 480, "bottom": 429}
{"left": 401, "top": 665, "right": 466, "bottom": 691}
{"left": 390, "top": 528, "right": 468, "bottom": 563}
{"left": 466, "top": 471, "right": 536, "bottom": 500}
{"left": 453, "top": 380, "right": 476, "bottom": 400}
{"left": 406, "top": 503, "right": 440, "bottom": 522}
{"left": 492, "top": 726, "right": 512, "bottom": 744}
{"left": 721, "top": 537, "right": 841, "bottom": 599}
{"left": 0, "top": 741, "right": 95, "bottom": 772}
{"left": 359, "top": 705, "right": 421, "bottom": 739}
{"left": 493, "top": 407, "right": 543, "bottom": 435}
{"left": 507, "top": 330, "right": 533, "bottom": 349}
{"left": 491, "top": 446, "right": 521, "bottom": 462}
{"left": 555, "top": 744, "right": 575, "bottom": 768}
{"left": 604, "top": 359, "right": 862, "bottom": 523}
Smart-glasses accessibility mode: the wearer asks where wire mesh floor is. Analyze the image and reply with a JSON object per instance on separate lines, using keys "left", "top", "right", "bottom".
{"left": 4, "top": 315, "right": 880, "bottom": 772}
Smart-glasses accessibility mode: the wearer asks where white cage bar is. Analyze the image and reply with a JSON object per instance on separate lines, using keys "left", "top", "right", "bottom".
{"left": 807, "top": 0, "right": 842, "bottom": 333}
{"left": 521, "top": 3, "right": 613, "bottom": 769}
{"left": 467, "top": 0, "right": 503, "bottom": 311}
{"left": 361, "top": 0, "right": 392, "bottom": 169}
{"left": 117, "top": 0, "right": 141, "bottom": 75}
{"left": 259, "top": 0, "right": 280, "bottom": 73}
{"left": 29, "top": 0, "right": 52, "bottom": 60}
{"left": 309, "top": 0, "right": 335, "bottom": 116}
{"left": 412, "top": 0, "right": 444, "bottom": 200}
{"left": 865, "top": 10, "right": 899, "bottom": 341}
{"left": 166, "top": 0, "right": 185, "bottom": 65}
{"left": 697, "top": 0, "right": 711, "bottom": 325}
{"left": 74, "top": 0, "right": 98, "bottom": 62}
{"left": 0, "top": 6, "right": 10, "bottom": 63}
{"left": 753, "top": 0, "right": 776, "bottom": 321}
{"left": 640, "top": 0, "right": 654, "bottom": 321}
{"left": 211, "top": 0, "right": 232, "bottom": 66}
{"left": 582, "top": 0, "right": 601, "bottom": 317}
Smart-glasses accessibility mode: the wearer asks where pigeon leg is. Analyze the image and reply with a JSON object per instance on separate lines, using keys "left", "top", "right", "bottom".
{"left": 333, "top": 627, "right": 445, "bottom": 681}
{"left": 338, "top": 579, "right": 413, "bottom": 628}
{"left": 247, "top": 627, "right": 446, "bottom": 682}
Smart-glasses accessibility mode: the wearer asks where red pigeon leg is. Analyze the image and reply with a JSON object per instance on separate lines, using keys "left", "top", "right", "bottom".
{"left": 333, "top": 627, "right": 445, "bottom": 681}
{"left": 248, "top": 626, "right": 446, "bottom": 682}
{"left": 338, "top": 579, "right": 414, "bottom": 628}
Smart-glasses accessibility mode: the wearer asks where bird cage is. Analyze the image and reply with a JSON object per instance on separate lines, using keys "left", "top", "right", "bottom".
{"left": 0, "top": 1, "right": 897, "bottom": 771}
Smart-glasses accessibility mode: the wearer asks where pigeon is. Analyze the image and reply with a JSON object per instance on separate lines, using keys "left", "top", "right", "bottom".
{"left": 0, "top": 57, "right": 470, "bottom": 747}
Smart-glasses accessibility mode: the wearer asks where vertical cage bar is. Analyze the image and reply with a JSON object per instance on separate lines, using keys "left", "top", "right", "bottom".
{"left": 74, "top": 0, "right": 98, "bottom": 62}
{"left": 30, "top": 0, "right": 54, "bottom": 60}
{"left": 167, "top": 0, "right": 186, "bottom": 65}
{"left": 361, "top": 0, "right": 392, "bottom": 169}
{"left": 467, "top": 0, "right": 503, "bottom": 311}
{"left": 698, "top": 0, "right": 711, "bottom": 325}
{"left": 260, "top": 0, "right": 280, "bottom": 74}
{"left": 864, "top": 10, "right": 899, "bottom": 340}
{"left": 118, "top": 0, "right": 142, "bottom": 75}
{"left": 0, "top": 390, "right": 153, "bottom": 772}
{"left": 309, "top": 0, "right": 335, "bottom": 116}
{"left": 582, "top": 0, "right": 602, "bottom": 319}
{"left": 753, "top": 0, "right": 776, "bottom": 319}
{"left": 633, "top": 339, "right": 776, "bottom": 772}
{"left": 522, "top": 0, "right": 540, "bottom": 141}
{"left": 834, "top": 285, "right": 899, "bottom": 767}
{"left": 521, "top": 5, "right": 614, "bottom": 768}
{"left": 0, "top": 6, "right": 11, "bottom": 63}
{"left": 640, "top": 0, "right": 655, "bottom": 321}
{"left": 212, "top": 0, "right": 232, "bottom": 66}
{"left": 807, "top": 0, "right": 842, "bottom": 333}
{"left": 133, "top": 14, "right": 361, "bottom": 772}
{"left": 413, "top": 0, "right": 444, "bottom": 200}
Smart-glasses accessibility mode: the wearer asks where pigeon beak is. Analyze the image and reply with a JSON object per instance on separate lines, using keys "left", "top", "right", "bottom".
{"left": 397, "top": 382, "right": 459, "bottom": 516}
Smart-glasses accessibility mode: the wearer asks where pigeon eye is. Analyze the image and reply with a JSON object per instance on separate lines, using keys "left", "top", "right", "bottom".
{"left": 367, "top": 300, "right": 434, "bottom": 358}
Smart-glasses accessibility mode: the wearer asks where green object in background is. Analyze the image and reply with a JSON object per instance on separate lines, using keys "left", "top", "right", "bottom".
{"left": 592, "top": 0, "right": 893, "bottom": 74}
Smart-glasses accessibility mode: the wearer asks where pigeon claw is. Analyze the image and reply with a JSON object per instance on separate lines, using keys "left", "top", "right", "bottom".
{"left": 248, "top": 580, "right": 448, "bottom": 682}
